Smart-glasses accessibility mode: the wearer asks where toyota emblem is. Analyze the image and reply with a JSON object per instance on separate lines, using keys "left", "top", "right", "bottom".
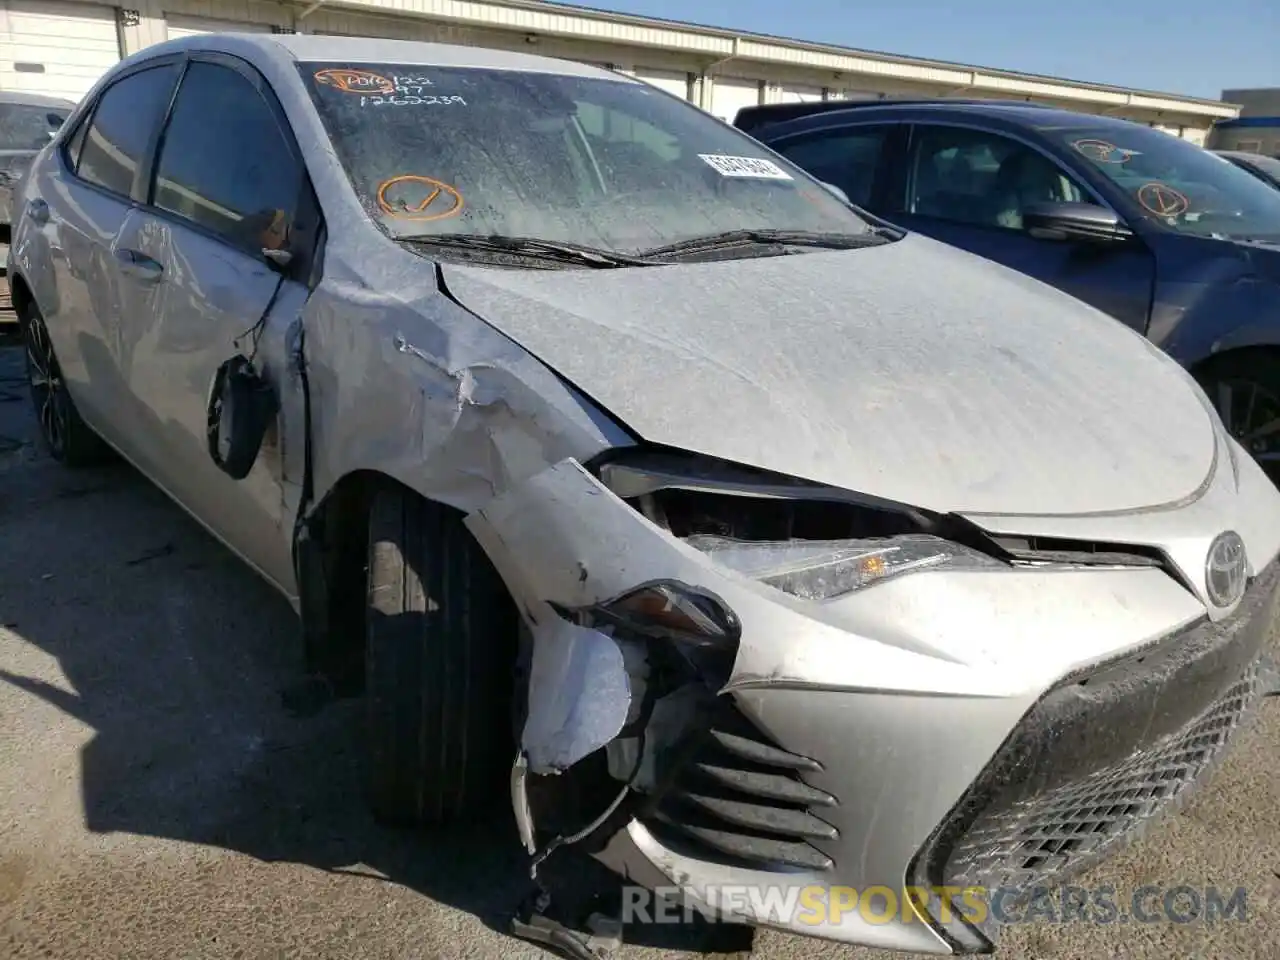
{"left": 1205, "top": 531, "right": 1247, "bottom": 608}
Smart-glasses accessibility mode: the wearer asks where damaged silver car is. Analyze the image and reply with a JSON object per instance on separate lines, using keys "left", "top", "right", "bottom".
{"left": 10, "top": 32, "right": 1280, "bottom": 957}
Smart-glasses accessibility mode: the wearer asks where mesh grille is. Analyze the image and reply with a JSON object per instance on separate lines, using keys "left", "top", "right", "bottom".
{"left": 946, "top": 660, "right": 1264, "bottom": 891}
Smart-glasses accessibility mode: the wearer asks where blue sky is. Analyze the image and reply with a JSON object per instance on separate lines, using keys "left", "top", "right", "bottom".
{"left": 557, "top": 0, "right": 1279, "bottom": 99}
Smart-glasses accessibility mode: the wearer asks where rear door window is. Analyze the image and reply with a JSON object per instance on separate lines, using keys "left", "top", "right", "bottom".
{"left": 75, "top": 64, "right": 180, "bottom": 198}
{"left": 770, "top": 125, "right": 894, "bottom": 207}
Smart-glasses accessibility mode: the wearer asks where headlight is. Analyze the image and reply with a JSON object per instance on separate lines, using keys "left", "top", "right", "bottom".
{"left": 684, "top": 533, "right": 1004, "bottom": 601}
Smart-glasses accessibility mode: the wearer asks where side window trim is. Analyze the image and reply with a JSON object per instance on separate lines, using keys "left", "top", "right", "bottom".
{"left": 60, "top": 54, "right": 185, "bottom": 203}
{"left": 903, "top": 119, "right": 1115, "bottom": 215}
{"left": 60, "top": 100, "right": 97, "bottom": 175}
{"left": 146, "top": 52, "right": 322, "bottom": 281}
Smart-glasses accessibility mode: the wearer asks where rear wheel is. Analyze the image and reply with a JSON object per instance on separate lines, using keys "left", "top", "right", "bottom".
{"left": 19, "top": 299, "right": 109, "bottom": 466}
{"left": 1195, "top": 350, "right": 1280, "bottom": 486}
{"left": 364, "top": 485, "right": 518, "bottom": 826}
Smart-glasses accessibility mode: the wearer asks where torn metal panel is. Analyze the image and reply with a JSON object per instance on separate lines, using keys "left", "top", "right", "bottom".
{"left": 519, "top": 612, "right": 632, "bottom": 774}
{"left": 293, "top": 251, "right": 633, "bottom": 519}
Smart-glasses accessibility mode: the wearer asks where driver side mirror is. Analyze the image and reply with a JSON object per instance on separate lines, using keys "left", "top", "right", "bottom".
{"left": 1024, "top": 201, "right": 1134, "bottom": 244}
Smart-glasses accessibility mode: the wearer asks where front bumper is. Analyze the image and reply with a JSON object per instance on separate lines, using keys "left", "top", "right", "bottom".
{"left": 466, "top": 459, "right": 1280, "bottom": 955}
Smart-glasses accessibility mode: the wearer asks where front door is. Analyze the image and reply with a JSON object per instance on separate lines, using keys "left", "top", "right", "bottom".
{"left": 892, "top": 123, "right": 1156, "bottom": 333}
{"left": 109, "top": 55, "right": 311, "bottom": 590}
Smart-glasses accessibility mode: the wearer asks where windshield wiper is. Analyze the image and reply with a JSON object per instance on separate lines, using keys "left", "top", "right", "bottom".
{"left": 637, "top": 228, "right": 893, "bottom": 259}
{"left": 400, "top": 233, "right": 659, "bottom": 268}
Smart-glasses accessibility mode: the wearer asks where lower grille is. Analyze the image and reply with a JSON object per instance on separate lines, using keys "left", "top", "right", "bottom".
{"left": 642, "top": 703, "right": 838, "bottom": 871}
{"left": 915, "top": 559, "right": 1280, "bottom": 948}
{"left": 947, "top": 660, "right": 1263, "bottom": 890}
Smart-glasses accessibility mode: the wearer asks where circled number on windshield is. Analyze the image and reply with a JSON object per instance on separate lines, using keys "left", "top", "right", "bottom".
{"left": 314, "top": 68, "right": 394, "bottom": 95}
{"left": 376, "top": 175, "right": 465, "bottom": 222}
{"left": 1072, "top": 139, "right": 1136, "bottom": 164}
{"left": 1136, "top": 182, "right": 1190, "bottom": 218}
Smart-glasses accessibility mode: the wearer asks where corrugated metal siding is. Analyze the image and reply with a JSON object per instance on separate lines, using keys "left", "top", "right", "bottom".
{"left": 0, "top": 0, "right": 119, "bottom": 100}
{"left": 164, "top": 13, "right": 273, "bottom": 39}
{"left": 776, "top": 82, "right": 823, "bottom": 103}
{"left": 6, "top": 0, "right": 1237, "bottom": 126}
{"left": 161, "top": 0, "right": 290, "bottom": 30}
{"left": 633, "top": 66, "right": 688, "bottom": 100}
{"left": 709, "top": 75, "right": 760, "bottom": 123}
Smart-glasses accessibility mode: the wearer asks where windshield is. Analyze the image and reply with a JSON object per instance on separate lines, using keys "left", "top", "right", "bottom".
{"left": 299, "top": 62, "right": 872, "bottom": 253}
{"left": 0, "top": 103, "right": 67, "bottom": 151}
{"left": 1042, "top": 124, "right": 1280, "bottom": 241}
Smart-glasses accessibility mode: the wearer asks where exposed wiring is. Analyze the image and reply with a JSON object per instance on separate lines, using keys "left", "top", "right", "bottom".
{"left": 526, "top": 783, "right": 631, "bottom": 910}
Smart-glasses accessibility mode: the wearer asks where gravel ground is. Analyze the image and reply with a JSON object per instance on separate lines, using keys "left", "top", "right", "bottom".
{"left": 1, "top": 337, "right": 1277, "bottom": 960}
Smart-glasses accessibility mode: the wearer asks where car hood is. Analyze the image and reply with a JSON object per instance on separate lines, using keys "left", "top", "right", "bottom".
{"left": 439, "top": 234, "right": 1216, "bottom": 516}
{"left": 1233, "top": 238, "right": 1280, "bottom": 283}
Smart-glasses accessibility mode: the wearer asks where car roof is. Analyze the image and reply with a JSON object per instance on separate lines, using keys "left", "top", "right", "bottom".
{"left": 1215, "top": 149, "right": 1273, "bottom": 162}
{"left": 736, "top": 98, "right": 1144, "bottom": 138}
{"left": 0, "top": 90, "right": 75, "bottom": 110}
{"left": 134, "top": 32, "right": 635, "bottom": 83}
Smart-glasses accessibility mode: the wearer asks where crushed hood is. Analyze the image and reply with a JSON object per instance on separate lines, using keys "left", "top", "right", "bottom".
{"left": 440, "top": 234, "right": 1216, "bottom": 517}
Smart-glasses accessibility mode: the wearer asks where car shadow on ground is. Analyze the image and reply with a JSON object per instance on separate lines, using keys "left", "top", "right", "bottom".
{"left": 0, "top": 341, "right": 747, "bottom": 958}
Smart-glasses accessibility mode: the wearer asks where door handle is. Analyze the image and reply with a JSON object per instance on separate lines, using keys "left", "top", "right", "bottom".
{"left": 115, "top": 247, "right": 164, "bottom": 284}
{"left": 25, "top": 198, "right": 49, "bottom": 224}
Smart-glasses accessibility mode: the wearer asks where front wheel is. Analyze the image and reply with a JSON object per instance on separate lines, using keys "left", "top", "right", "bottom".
{"left": 1195, "top": 350, "right": 1280, "bottom": 486}
{"left": 19, "top": 299, "right": 109, "bottom": 466}
{"left": 364, "top": 485, "right": 518, "bottom": 826}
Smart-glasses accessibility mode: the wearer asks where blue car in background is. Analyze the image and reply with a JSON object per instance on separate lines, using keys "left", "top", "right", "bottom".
{"left": 736, "top": 99, "right": 1280, "bottom": 481}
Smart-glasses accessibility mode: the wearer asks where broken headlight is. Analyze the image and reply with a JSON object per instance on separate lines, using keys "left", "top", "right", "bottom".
{"left": 589, "top": 580, "right": 741, "bottom": 647}
{"left": 684, "top": 533, "right": 1004, "bottom": 602}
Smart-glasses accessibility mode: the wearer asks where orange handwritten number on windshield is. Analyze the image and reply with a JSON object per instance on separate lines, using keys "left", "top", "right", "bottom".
{"left": 376, "top": 175, "right": 465, "bottom": 221}
{"left": 314, "top": 68, "right": 394, "bottom": 95}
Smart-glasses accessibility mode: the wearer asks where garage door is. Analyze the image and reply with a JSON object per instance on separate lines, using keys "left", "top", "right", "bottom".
{"left": 165, "top": 15, "right": 273, "bottom": 41}
{"left": 0, "top": 0, "right": 120, "bottom": 101}
{"left": 777, "top": 83, "right": 823, "bottom": 103}
{"left": 709, "top": 75, "right": 760, "bottom": 123}
{"left": 634, "top": 67, "right": 688, "bottom": 101}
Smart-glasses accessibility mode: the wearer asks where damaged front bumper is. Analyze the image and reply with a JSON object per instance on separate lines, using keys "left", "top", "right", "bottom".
{"left": 465, "top": 459, "right": 1280, "bottom": 955}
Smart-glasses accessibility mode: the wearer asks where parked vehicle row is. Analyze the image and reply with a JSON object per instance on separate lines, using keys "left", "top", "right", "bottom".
{"left": 8, "top": 35, "right": 1280, "bottom": 958}
{"left": 0, "top": 91, "right": 73, "bottom": 260}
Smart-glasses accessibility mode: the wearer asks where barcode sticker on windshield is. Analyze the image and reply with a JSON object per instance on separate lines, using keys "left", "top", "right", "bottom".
{"left": 698, "top": 154, "right": 793, "bottom": 180}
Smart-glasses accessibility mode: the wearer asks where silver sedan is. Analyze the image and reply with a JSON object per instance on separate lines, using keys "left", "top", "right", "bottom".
{"left": 9, "top": 32, "right": 1280, "bottom": 956}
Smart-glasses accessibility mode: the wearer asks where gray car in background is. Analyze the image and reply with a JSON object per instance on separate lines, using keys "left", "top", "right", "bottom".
{"left": 9, "top": 34, "right": 1280, "bottom": 956}
{"left": 0, "top": 91, "right": 73, "bottom": 236}
{"left": 1217, "top": 149, "right": 1280, "bottom": 191}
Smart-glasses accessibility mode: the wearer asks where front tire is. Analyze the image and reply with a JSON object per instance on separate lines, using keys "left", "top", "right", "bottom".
{"left": 1195, "top": 349, "right": 1280, "bottom": 486}
{"left": 364, "top": 485, "right": 518, "bottom": 826}
{"left": 19, "top": 299, "right": 108, "bottom": 466}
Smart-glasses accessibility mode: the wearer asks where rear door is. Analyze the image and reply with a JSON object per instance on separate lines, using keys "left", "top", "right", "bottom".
{"left": 890, "top": 122, "right": 1156, "bottom": 331}
{"left": 763, "top": 122, "right": 903, "bottom": 213}
{"left": 108, "top": 53, "right": 315, "bottom": 589}
{"left": 36, "top": 60, "right": 181, "bottom": 461}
